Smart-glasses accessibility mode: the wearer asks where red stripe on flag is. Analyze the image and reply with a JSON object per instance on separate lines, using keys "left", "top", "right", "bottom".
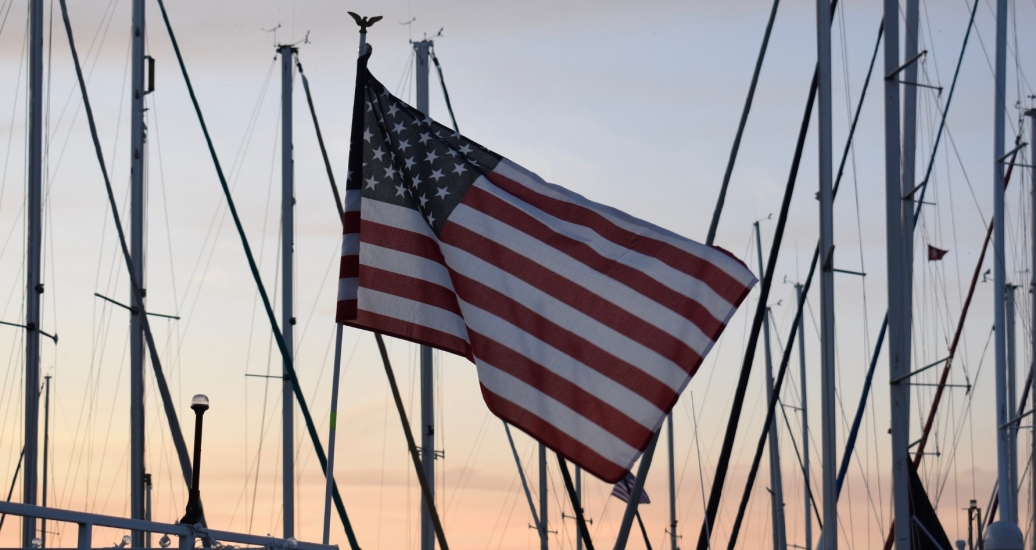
{"left": 468, "top": 330, "right": 653, "bottom": 448}
{"left": 447, "top": 268, "right": 678, "bottom": 407}
{"left": 342, "top": 211, "right": 361, "bottom": 235}
{"left": 336, "top": 299, "right": 357, "bottom": 322}
{"left": 360, "top": 220, "right": 446, "bottom": 264}
{"left": 358, "top": 265, "right": 463, "bottom": 317}
{"left": 486, "top": 171, "right": 748, "bottom": 304}
{"left": 346, "top": 310, "right": 471, "bottom": 359}
{"left": 340, "top": 255, "right": 359, "bottom": 279}
{"left": 442, "top": 222, "right": 704, "bottom": 372}
{"left": 480, "top": 385, "right": 628, "bottom": 482}
{"left": 463, "top": 185, "right": 726, "bottom": 336}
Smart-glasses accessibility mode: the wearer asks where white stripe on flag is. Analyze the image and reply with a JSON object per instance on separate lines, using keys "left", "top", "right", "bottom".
{"left": 492, "top": 158, "right": 756, "bottom": 287}
{"left": 476, "top": 358, "right": 639, "bottom": 468}
{"left": 440, "top": 241, "right": 687, "bottom": 391}
{"left": 341, "top": 234, "right": 359, "bottom": 257}
{"left": 471, "top": 178, "right": 738, "bottom": 321}
{"left": 449, "top": 201, "right": 716, "bottom": 355}
{"left": 357, "top": 288, "right": 469, "bottom": 343}
{"left": 458, "top": 300, "right": 664, "bottom": 428}
{"left": 360, "top": 243, "right": 455, "bottom": 291}
{"left": 363, "top": 198, "right": 436, "bottom": 238}
{"left": 338, "top": 277, "right": 358, "bottom": 301}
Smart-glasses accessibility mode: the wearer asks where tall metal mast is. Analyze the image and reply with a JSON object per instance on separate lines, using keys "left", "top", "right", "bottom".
{"left": 576, "top": 465, "right": 584, "bottom": 550}
{"left": 993, "top": 0, "right": 1014, "bottom": 527}
{"left": 888, "top": 4, "right": 920, "bottom": 547}
{"left": 795, "top": 283, "right": 810, "bottom": 550}
{"left": 1027, "top": 108, "right": 1036, "bottom": 550}
{"left": 667, "top": 415, "right": 677, "bottom": 550}
{"left": 413, "top": 38, "right": 437, "bottom": 550}
{"left": 755, "top": 221, "right": 786, "bottom": 550}
{"left": 1007, "top": 284, "right": 1018, "bottom": 509}
{"left": 539, "top": 443, "right": 548, "bottom": 550}
{"left": 815, "top": 0, "right": 837, "bottom": 547}
{"left": 903, "top": 0, "right": 919, "bottom": 272}
{"left": 41, "top": 375, "right": 51, "bottom": 549}
{"left": 279, "top": 43, "right": 297, "bottom": 540}
{"left": 23, "top": 0, "right": 44, "bottom": 546}
{"left": 129, "top": 0, "right": 148, "bottom": 543}
{"left": 881, "top": 0, "right": 913, "bottom": 544}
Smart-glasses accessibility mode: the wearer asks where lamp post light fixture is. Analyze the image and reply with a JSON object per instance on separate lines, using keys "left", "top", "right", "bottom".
{"left": 181, "top": 394, "right": 209, "bottom": 525}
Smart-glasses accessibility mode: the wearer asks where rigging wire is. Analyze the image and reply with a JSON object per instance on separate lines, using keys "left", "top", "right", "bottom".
{"left": 152, "top": 1, "right": 363, "bottom": 537}
{"left": 55, "top": 0, "right": 205, "bottom": 520}
{"left": 48, "top": 0, "right": 147, "bottom": 523}
{"left": 0, "top": 0, "right": 16, "bottom": 40}
{"left": 0, "top": 16, "right": 27, "bottom": 258}
{"left": 706, "top": 0, "right": 781, "bottom": 246}
{"left": 0, "top": 14, "right": 28, "bottom": 491}
{"left": 722, "top": 16, "right": 882, "bottom": 550}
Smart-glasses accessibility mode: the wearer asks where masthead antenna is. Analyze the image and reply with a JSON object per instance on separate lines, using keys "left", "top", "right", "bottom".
{"left": 262, "top": 23, "right": 281, "bottom": 47}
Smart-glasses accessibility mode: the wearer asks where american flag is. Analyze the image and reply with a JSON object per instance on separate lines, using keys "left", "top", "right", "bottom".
{"left": 610, "top": 473, "right": 651, "bottom": 504}
{"left": 338, "top": 66, "right": 756, "bottom": 483}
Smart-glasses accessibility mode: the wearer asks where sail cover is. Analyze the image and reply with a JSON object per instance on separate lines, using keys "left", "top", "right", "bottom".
{"left": 337, "top": 55, "right": 755, "bottom": 482}
{"left": 909, "top": 461, "right": 954, "bottom": 550}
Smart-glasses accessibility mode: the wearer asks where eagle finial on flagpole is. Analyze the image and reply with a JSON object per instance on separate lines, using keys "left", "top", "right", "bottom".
{"left": 348, "top": 12, "right": 382, "bottom": 34}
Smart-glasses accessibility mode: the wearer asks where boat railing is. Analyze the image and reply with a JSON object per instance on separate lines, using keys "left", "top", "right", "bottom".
{"left": 0, "top": 500, "right": 335, "bottom": 550}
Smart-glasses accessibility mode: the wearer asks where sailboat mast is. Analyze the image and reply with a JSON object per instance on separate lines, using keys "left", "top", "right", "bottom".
{"left": 23, "top": 0, "right": 44, "bottom": 545}
{"left": 902, "top": 0, "right": 919, "bottom": 265}
{"left": 413, "top": 37, "right": 437, "bottom": 550}
{"left": 539, "top": 443, "right": 548, "bottom": 550}
{"left": 279, "top": 42, "right": 297, "bottom": 540}
{"left": 667, "top": 415, "right": 677, "bottom": 550}
{"left": 1023, "top": 107, "right": 1031, "bottom": 550}
{"left": 993, "top": 0, "right": 1014, "bottom": 527}
{"left": 755, "top": 221, "right": 786, "bottom": 550}
{"left": 815, "top": 0, "right": 837, "bottom": 547}
{"left": 795, "top": 283, "right": 810, "bottom": 549}
{"left": 881, "top": 0, "right": 914, "bottom": 545}
{"left": 576, "top": 465, "right": 584, "bottom": 550}
{"left": 1007, "top": 285, "right": 1018, "bottom": 508}
{"left": 1027, "top": 108, "right": 1035, "bottom": 550}
{"left": 41, "top": 375, "right": 50, "bottom": 549}
{"left": 129, "top": 0, "right": 147, "bottom": 543}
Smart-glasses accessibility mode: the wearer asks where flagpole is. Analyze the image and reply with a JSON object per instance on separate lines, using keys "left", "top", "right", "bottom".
{"left": 322, "top": 25, "right": 370, "bottom": 545}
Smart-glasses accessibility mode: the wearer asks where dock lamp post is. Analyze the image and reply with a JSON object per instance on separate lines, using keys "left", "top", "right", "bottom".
{"left": 181, "top": 394, "right": 209, "bottom": 525}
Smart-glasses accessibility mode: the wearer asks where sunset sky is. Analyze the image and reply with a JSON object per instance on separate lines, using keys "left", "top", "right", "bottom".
{"left": 1, "top": 0, "right": 1035, "bottom": 548}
